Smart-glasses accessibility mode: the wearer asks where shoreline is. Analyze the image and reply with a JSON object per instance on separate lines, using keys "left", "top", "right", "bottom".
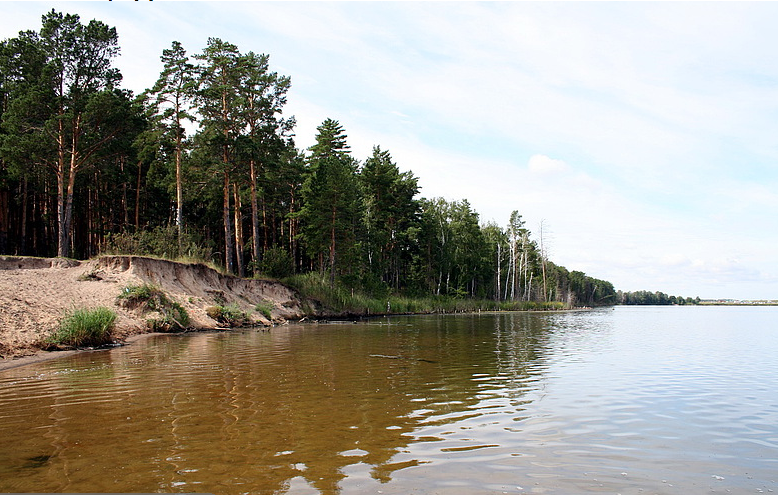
{"left": 0, "top": 255, "right": 307, "bottom": 367}
{"left": 0, "top": 309, "right": 594, "bottom": 373}
{"left": 0, "top": 255, "right": 596, "bottom": 373}
{"left": 0, "top": 332, "right": 166, "bottom": 373}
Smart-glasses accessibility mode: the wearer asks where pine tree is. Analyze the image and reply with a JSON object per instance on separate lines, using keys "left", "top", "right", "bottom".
{"left": 360, "top": 146, "right": 419, "bottom": 291}
{"left": 142, "top": 41, "right": 196, "bottom": 248}
{"left": 237, "top": 51, "right": 293, "bottom": 271}
{"left": 300, "top": 119, "right": 360, "bottom": 286}
{"left": 195, "top": 38, "right": 243, "bottom": 274}
{"left": 1, "top": 10, "right": 123, "bottom": 257}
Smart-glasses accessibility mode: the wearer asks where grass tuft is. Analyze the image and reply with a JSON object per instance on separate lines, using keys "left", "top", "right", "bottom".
{"left": 255, "top": 301, "right": 273, "bottom": 320}
{"left": 48, "top": 307, "right": 116, "bottom": 347}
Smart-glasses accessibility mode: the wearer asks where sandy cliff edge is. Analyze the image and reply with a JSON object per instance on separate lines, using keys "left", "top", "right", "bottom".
{"left": 0, "top": 255, "right": 307, "bottom": 365}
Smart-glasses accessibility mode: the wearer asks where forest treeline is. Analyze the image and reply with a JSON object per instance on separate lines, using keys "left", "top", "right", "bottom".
{"left": 0, "top": 10, "right": 622, "bottom": 307}
{"left": 618, "top": 291, "right": 700, "bottom": 306}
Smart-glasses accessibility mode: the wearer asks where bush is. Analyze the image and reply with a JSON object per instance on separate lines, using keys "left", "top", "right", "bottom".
{"left": 253, "top": 247, "right": 293, "bottom": 279}
{"left": 206, "top": 304, "right": 250, "bottom": 327}
{"left": 48, "top": 307, "right": 116, "bottom": 347}
{"left": 103, "top": 225, "right": 213, "bottom": 265}
{"left": 118, "top": 284, "right": 190, "bottom": 332}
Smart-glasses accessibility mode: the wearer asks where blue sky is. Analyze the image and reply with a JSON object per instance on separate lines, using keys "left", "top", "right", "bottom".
{"left": 4, "top": 2, "right": 778, "bottom": 299}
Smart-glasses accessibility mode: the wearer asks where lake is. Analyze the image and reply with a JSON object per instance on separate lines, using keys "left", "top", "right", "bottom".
{"left": 0, "top": 306, "right": 776, "bottom": 494}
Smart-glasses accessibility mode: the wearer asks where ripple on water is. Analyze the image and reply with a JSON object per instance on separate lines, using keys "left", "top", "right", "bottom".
{"left": 1, "top": 309, "right": 778, "bottom": 494}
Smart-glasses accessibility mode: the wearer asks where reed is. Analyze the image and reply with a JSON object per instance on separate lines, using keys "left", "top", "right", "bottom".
{"left": 283, "top": 272, "right": 567, "bottom": 315}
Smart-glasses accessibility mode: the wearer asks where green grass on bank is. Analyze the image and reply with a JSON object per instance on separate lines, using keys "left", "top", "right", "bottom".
{"left": 205, "top": 304, "right": 251, "bottom": 327}
{"left": 48, "top": 306, "right": 116, "bottom": 347}
{"left": 283, "top": 272, "right": 566, "bottom": 315}
{"left": 117, "top": 283, "right": 190, "bottom": 331}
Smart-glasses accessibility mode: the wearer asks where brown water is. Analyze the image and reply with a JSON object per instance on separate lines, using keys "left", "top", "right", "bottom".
{"left": 1, "top": 308, "right": 777, "bottom": 494}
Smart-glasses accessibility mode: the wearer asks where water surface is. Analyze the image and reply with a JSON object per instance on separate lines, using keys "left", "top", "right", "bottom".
{"left": 1, "top": 306, "right": 776, "bottom": 494}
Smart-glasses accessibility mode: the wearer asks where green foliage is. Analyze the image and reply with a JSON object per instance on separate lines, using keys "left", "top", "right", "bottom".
{"left": 253, "top": 246, "right": 293, "bottom": 279}
{"left": 139, "top": 40, "right": 197, "bottom": 237}
{"left": 104, "top": 225, "right": 212, "bottom": 264}
{"left": 283, "top": 271, "right": 565, "bottom": 315}
{"left": 2, "top": 10, "right": 125, "bottom": 258}
{"left": 206, "top": 304, "right": 250, "bottom": 327}
{"left": 309, "top": 118, "right": 350, "bottom": 159}
{"left": 255, "top": 301, "right": 273, "bottom": 320}
{"left": 118, "top": 283, "right": 190, "bottom": 331}
{"left": 360, "top": 146, "right": 420, "bottom": 292}
{"left": 300, "top": 121, "right": 362, "bottom": 284}
{"left": 48, "top": 307, "right": 116, "bottom": 347}
{"left": 409, "top": 198, "right": 493, "bottom": 299}
{"left": 618, "top": 290, "right": 699, "bottom": 306}
{"left": 1, "top": 12, "right": 627, "bottom": 310}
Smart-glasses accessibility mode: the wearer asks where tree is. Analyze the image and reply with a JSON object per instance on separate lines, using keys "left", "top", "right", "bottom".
{"left": 1, "top": 15, "right": 142, "bottom": 259}
{"left": 448, "top": 199, "right": 489, "bottom": 297}
{"left": 195, "top": 38, "right": 243, "bottom": 274}
{"left": 300, "top": 119, "right": 361, "bottom": 286}
{"left": 480, "top": 221, "right": 508, "bottom": 301}
{"left": 43, "top": 11, "right": 122, "bottom": 257}
{"left": 418, "top": 198, "right": 453, "bottom": 295}
{"left": 0, "top": 32, "right": 52, "bottom": 255}
{"left": 506, "top": 211, "right": 532, "bottom": 301}
{"left": 142, "top": 41, "right": 196, "bottom": 247}
{"left": 309, "top": 117, "right": 349, "bottom": 160}
{"left": 236, "top": 51, "right": 293, "bottom": 270}
{"left": 360, "top": 146, "right": 419, "bottom": 291}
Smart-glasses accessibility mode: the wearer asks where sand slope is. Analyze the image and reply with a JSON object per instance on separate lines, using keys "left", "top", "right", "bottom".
{"left": 0, "top": 255, "right": 305, "bottom": 359}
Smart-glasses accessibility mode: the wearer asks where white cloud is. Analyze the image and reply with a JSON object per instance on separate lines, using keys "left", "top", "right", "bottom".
{"left": 528, "top": 155, "right": 570, "bottom": 176}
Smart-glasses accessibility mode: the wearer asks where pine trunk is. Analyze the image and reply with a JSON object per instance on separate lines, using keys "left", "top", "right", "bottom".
{"left": 234, "top": 183, "right": 245, "bottom": 277}
{"left": 249, "top": 158, "right": 261, "bottom": 268}
{"left": 223, "top": 170, "right": 234, "bottom": 274}
{"left": 329, "top": 205, "right": 336, "bottom": 287}
{"left": 175, "top": 132, "right": 183, "bottom": 253}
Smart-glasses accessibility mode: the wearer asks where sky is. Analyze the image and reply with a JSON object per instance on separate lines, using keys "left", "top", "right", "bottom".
{"left": 3, "top": 2, "right": 778, "bottom": 300}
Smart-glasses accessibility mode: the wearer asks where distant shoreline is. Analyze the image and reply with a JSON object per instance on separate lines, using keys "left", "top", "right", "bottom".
{"left": 699, "top": 300, "right": 778, "bottom": 306}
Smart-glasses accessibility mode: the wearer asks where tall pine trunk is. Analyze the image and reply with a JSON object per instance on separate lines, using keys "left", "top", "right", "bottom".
{"left": 249, "top": 158, "right": 261, "bottom": 270}
{"left": 135, "top": 159, "right": 143, "bottom": 230}
{"left": 234, "top": 183, "right": 245, "bottom": 277}
{"left": 223, "top": 170, "right": 234, "bottom": 274}
{"left": 19, "top": 179, "right": 28, "bottom": 254}
{"left": 329, "top": 205, "right": 336, "bottom": 287}
{"left": 175, "top": 129, "right": 183, "bottom": 254}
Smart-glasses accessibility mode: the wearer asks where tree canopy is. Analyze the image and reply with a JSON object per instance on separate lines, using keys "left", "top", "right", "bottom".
{"left": 0, "top": 10, "right": 642, "bottom": 308}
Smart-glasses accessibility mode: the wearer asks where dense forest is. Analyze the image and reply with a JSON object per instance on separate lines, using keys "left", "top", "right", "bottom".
{"left": 0, "top": 11, "right": 626, "bottom": 307}
{"left": 618, "top": 291, "right": 700, "bottom": 306}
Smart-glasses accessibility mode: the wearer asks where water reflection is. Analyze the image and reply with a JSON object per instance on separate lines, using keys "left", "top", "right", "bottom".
{"left": 0, "top": 313, "right": 555, "bottom": 493}
{"left": 3, "top": 308, "right": 776, "bottom": 494}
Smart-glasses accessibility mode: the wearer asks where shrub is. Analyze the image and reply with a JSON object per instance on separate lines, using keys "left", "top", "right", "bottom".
{"left": 103, "top": 225, "right": 214, "bottom": 266}
{"left": 118, "top": 284, "right": 189, "bottom": 332}
{"left": 252, "top": 246, "right": 293, "bottom": 279}
{"left": 49, "top": 307, "right": 116, "bottom": 347}
{"left": 118, "top": 284, "right": 159, "bottom": 309}
{"left": 206, "top": 304, "right": 250, "bottom": 327}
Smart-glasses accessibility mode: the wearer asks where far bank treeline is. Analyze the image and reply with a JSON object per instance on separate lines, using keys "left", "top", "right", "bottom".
{"left": 0, "top": 11, "right": 686, "bottom": 308}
